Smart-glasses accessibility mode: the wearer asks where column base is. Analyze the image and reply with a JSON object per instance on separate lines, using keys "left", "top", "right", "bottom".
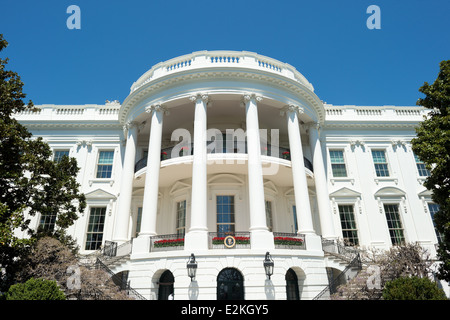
{"left": 184, "top": 230, "right": 209, "bottom": 251}
{"left": 304, "top": 233, "right": 323, "bottom": 252}
{"left": 250, "top": 230, "right": 275, "bottom": 250}
{"left": 132, "top": 236, "right": 150, "bottom": 255}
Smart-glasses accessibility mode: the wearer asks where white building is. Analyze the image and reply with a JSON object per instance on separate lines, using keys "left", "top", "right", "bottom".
{"left": 15, "top": 51, "right": 445, "bottom": 300}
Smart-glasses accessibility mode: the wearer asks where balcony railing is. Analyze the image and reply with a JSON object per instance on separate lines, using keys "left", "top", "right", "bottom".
{"left": 134, "top": 143, "right": 313, "bottom": 172}
{"left": 273, "top": 232, "right": 306, "bottom": 250}
{"left": 208, "top": 232, "right": 251, "bottom": 249}
{"left": 149, "top": 234, "right": 185, "bottom": 252}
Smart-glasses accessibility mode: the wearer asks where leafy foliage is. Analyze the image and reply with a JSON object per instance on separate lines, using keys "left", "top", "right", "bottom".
{"left": 411, "top": 60, "right": 450, "bottom": 281}
{"left": 383, "top": 276, "right": 447, "bottom": 300}
{"left": 0, "top": 34, "right": 86, "bottom": 291}
{"left": 4, "top": 278, "right": 66, "bottom": 300}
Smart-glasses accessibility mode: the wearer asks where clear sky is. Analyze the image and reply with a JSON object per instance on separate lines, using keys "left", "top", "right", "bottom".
{"left": 1, "top": 0, "right": 449, "bottom": 106}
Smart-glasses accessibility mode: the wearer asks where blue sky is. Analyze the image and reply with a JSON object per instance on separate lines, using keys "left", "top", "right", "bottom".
{"left": 1, "top": 0, "right": 449, "bottom": 106}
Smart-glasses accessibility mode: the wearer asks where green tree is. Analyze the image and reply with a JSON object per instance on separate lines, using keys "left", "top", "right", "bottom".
{"left": 382, "top": 276, "right": 447, "bottom": 300}
{"left": 4, "top": 278, "right": 66, "bottom": 300}
{"left": 411, "top": 60, "right": 450, "bottom": 282}
{"left": 0, "top": 34, "right": 86, "bottom": 291}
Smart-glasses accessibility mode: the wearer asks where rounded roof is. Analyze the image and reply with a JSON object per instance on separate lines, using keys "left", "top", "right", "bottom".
{"left": 120, "top": 50, "right": 324, "bottom": 124}
{"left": 129, "top": 50, "right": 314, "bottom": 93}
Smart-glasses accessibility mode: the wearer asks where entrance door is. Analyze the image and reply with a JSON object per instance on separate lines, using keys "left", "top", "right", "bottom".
{"left": 158, "top": 270, "right": 174, "bottom": 300}
{"left": 217, "top": 268, "right": 244, "bottom": 300}
{"left": 286, "top": 268, "right": 299, "bottom": 300}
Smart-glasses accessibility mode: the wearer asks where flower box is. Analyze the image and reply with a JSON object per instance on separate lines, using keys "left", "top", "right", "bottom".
{"left": 153, "top": 238, "right": 184, "bottom": 248}
{"left": 274, "top": 236, "right": 303, "bottom": 246}
{"left": 282, "top": 151, "right": 290, "bottom": 160}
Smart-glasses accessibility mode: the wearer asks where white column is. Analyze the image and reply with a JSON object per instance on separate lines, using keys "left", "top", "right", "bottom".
{"left": 138, "top": 104, "right": 166, "bottom": 238}
{"left": 283, "top": 105, "right": 315, "bottom": 235}
{"left": 244, "top": 93, "right": 273, "bottom": 250}
{"left": 185, "top": 94, "right": 209, "bottom": 251}
{"left": 113, "top": 121, "right": 138, "bottom": 243}
{"left": 308, "top": 123, "right": 336, "bottom": 239}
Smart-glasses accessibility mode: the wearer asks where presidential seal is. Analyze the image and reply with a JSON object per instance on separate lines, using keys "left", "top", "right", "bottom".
{"left": 224, "top": 235, "right": 236, "bottom": 248}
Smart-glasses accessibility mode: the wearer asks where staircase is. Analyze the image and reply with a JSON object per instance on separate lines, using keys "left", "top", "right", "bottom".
{"left": 78, "top": 240, "right": 145, "bottom": 300}
{"left": 314, "top": 239, "right": 363, "bottom": 300}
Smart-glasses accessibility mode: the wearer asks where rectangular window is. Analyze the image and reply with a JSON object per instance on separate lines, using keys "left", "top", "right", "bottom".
{"left": 372, "top": 150, "right": 390, "bottom": 177}
{"left": 428, "top": 203, "right": 442, "bottom": 243}
{"left": 338, "top": 205, "right": 359, "bottom": 246}
{"left": 265, "top": 200, "right": 273, "bottom": 232}
{"left": 85, "top": 207, "right": 106, "bottom": 250}
{"left": 53, "top": 150, "right": 70, "bottom": 162}
{"left": 384, "top": 204, "right": 405, "bottom": 245}
{"left": 414, "top": 153, "right": 430, "bottom": 177}
{"left": 39, "top": 213, "right": 57, "bottom": 232}
{"left": 329, "top": 150, "right": 347, "bottom": 177}
{"left": 292, "top": 205, "right": 298, "bottom": 233}
{"left": 216, "top": 195, "right": 235, "bottom": 237}
{"left": 176, "top": 200, "right": 186, "bottom": 237}
{"left": 135, "top": 207, "right": 142, "bottom": 238}
{"left": 96, "top": 151, "right": 114, "bottom": 178}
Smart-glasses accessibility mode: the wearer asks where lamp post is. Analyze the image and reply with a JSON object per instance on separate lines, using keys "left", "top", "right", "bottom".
{"left": 187, "top": 253, "right": 197, "bottom": 282}
{"left": 263, "top": 252, "right": 274, "bottom": 280}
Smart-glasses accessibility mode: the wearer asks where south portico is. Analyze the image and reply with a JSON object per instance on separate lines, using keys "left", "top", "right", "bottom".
{"left": 112, "top": 90, "right": 335, "bottom": 255}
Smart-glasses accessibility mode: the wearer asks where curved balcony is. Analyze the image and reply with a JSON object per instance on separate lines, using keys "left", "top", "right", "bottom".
{"left": 129, "top": 50, "right": 314, "bottom": 94}
{"left": 134, "top": 143, "right": 313, "bottom": 173}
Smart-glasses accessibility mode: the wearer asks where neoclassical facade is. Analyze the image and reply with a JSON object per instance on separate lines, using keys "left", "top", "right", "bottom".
{"left": 14, "top": 51, "right": 445, "bottom": 300}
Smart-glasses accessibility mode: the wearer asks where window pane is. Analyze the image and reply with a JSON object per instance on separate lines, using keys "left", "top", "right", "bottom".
{"left": 372, "top": 150, "right": 390, "bottom": 177}
{"left": 54, "top": 150, "right": 70, "bottom": 162}
{"left": 39, "top": 213, "right": 57, "bottom": 232}
{"left": 85, "top": 207, "right": 106, "bottom": 250}
{"left": 330, "top": 150, "right": 347, "bottom": 177}
{"left": 265, "top": 201, "right": 273, "bottom": 232}
{"left": 217, "top": 196, "right": 235, "bottom": 237}
{"left": 96, "top": 151, "right": 114, "bottom": 178}
{"left": 293, "top": 205, "right": 298, "bottom": 233}
{"left": 428, "top": 203, "right": 442, "bottom": 243}
{"left": 414, "top": 153, "right": 430, "bottom": 177}
{"left": 338, "top": 205, "right": 359, "bottom": 246}
{"left": 383, "top": 204, "right": 404, "bottom": 245}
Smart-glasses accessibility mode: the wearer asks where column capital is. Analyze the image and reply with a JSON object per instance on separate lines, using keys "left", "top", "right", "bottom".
{"left": 242, "top": 93, "right": 263, "bottom": 103}
{"left": 145, "top": 104, "right": 169, "bottom": 115}
{"left": 189, "top": 93, "right": 210, "bottom": 103}
{"left": 122, "top": 120, "right": 138, "bottom": 132}
{"left": 305, "top": 121, "right": 321, "bottom": 131}
{"left": 280, "top": 104, "right": 304, "bottom": 116}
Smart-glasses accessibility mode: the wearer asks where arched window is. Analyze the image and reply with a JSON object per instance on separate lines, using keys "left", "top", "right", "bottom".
{"left": 286, "top": 268, "right": 299, "bottom": 300}
{"left": 158, "top": 270, "right": 174, "bottom": 300}
{"left": 217, "top": 268, "right": 244, "bottom": 300}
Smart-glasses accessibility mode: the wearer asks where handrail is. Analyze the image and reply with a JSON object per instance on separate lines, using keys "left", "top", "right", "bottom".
{"left": 130, "top": 50, "right": 314, "bottom": 93}
{"left": 95, "top": 258, "right": 146, "bottom": 300}
{"left": 313, "top": 253, "right": 362, "bottom": 300}
{"left": 135, "top": 143, "right": 313, "bottom": 173}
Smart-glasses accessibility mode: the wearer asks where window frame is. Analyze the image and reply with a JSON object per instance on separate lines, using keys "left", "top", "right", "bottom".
{"left": 329, "top": 149, "right": 348, "bottom": 178}
{"left": 53, "top": 149, "right": 70, "bottom": 162}
{"left": 337, "top": 204, "right": 359, "bottom": 246}
{"left": 414, "top": 153, "right": 430, "bottom": 177}
{"left": 383, "top": 203, "right": 405, "bottom": 246}
{"left": 175, "top": 199, "right": 187, "bottom": 237}
{"left": 85, "top": 206, "right": 107, "bottom": 251}
{"left": 371, "top": 149, "right": 390, "bottom": 177}
{"left": 95, "top": 150, "right": 115, "bottom": 179}
{"left": 216, "top": 195, "right": 236, "bottom": 237}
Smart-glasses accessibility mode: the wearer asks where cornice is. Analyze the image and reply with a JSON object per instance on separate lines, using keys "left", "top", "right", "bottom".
{"left": 119, "top": 68, "right": 324, "bottom": 125}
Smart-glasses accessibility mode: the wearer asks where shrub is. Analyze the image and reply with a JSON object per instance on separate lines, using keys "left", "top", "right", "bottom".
{"left": 382, "top": 276, "right": 447, "bottom": 300}
{"left": 5, "top": 278, "right": 66, "bottom": 300}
